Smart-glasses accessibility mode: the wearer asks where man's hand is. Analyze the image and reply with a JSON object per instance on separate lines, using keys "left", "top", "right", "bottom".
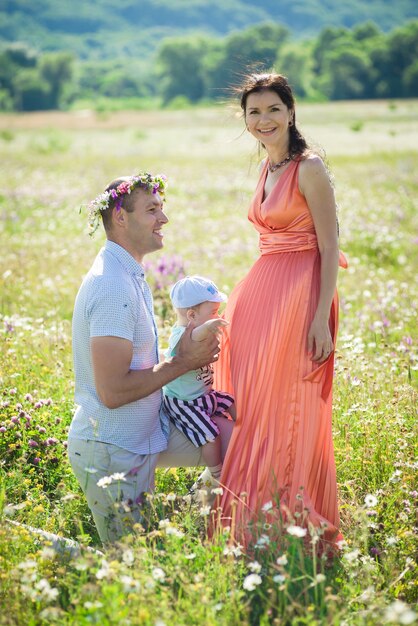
{"left": 176, "top": 322, "right": 221, "bottom": 371}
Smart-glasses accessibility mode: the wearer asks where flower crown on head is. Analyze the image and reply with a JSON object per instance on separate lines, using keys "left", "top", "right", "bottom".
{"left": 86, "top": 171, "right": 167, "bottom": 236}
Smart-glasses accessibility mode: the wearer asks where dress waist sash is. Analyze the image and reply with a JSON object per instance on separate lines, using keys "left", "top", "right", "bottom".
{"left": 259, "top": 230, "right": 348, "bottom": 269}
{"left": 259, "top": 231, "right": 318, "bottom": 255}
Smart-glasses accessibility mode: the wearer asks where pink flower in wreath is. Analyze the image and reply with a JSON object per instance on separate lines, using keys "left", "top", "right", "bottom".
{"left": 117, "top": 181, "right": 131, "bottom": 195}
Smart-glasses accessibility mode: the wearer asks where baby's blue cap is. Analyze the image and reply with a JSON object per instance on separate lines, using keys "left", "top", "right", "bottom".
{"left": 170, "top": 275, "right": 228, "bottom": 308}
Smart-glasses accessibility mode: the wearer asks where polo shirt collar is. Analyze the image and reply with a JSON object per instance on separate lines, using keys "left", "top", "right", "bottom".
{"left": 104, "top": 240, "right": 145, "bottom": 280}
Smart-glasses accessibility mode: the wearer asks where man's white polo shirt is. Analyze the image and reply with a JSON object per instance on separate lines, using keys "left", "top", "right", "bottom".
{"left": 69, "top": 240, "right": 169, "bottom": 454}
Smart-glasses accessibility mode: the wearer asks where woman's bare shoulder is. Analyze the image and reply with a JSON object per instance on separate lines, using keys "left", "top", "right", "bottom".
{"left": 299, "top": 153, "right": 325, "bottom": 172}
{"left": 298, "top": 153, "right": 330, "bottom": 194}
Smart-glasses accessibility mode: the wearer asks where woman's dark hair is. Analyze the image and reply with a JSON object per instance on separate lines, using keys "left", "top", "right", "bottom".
{"left": 239, "top": 72, "right": 309, "bottom": 159}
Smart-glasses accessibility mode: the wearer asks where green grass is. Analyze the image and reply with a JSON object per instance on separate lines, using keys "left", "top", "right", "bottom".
{"left": 0, "top": 100, "right": 417, "bottom": 625}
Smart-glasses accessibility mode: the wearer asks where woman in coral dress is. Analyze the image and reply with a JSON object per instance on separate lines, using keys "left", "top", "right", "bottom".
{"left": 214, "top": 73, "right": 346, "bottom": 549}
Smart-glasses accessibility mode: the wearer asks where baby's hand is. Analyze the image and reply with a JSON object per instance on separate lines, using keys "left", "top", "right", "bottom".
{"left": 191, "top": 318, "right": 228, "bottom": 342}
{"left": 203, "top": 319, "right": 229, "bottom": 336}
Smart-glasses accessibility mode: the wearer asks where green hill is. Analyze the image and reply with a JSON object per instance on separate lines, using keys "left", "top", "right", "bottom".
{"left": 1, "top": 0, "right": 417, "bottom": 59}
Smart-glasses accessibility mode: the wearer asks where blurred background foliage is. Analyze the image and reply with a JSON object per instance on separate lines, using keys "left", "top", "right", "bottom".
{"left": 0, "top": 0, "right": 417, "bottom": 110}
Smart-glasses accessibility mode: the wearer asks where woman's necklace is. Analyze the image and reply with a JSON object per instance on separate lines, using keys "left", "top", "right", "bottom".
{"left": 268, "top": 155, "right": 292, "bottom": 173}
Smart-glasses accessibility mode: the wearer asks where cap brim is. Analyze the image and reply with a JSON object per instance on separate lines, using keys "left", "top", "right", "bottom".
{"left": 207, "top": 291, "right": 228, "bottom": 303}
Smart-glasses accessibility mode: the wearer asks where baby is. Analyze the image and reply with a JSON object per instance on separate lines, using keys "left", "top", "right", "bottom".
{"left": 163, "top": 275, "right": 236, "bottom": 482}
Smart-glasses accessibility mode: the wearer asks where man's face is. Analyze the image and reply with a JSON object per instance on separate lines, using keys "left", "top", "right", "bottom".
{"left": 122, "top": 188, "right": 168, "bottom": 261}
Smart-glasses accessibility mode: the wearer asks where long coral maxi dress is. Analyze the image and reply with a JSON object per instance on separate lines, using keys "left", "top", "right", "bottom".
{"left": 214, "top": 158, "right": 346, "bottom": 547}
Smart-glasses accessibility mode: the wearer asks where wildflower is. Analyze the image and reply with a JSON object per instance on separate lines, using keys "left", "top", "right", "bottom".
{"left": 84, "top": 601, "right": 103, "bottom": 610}
{"left": 165, "top": 526, "right": 184, "bottom": 538}
{"left": 40, "top": 548, "right": 56, "bottom": 561}
{"left": 287, "top": 525, "right": 307, "bottom": 538}
{"left": 39, "top": 608, "right": 63, "bottom": 621}
{"left": 122, "top": 549, "right": 135, "bottom": 566}
{"left": 273, "top": 574, "right": 286, "bottom": 584}
{"left": 261, "top": 500, "right": 273, "bottom": 512}
{"left": 364, "top": 494, "right": 378, "bottom": 508}
{"left": 120, "top": 575, "right": 140, "bottom": 592}
{"left": 199, "top": 505, "right": 211, "bottom": 516}
{"left": 28, "top": 439, "right": 39, "bottom": 448}
{"left": 386, "top": 536, "right": 399, "bottom": 546}
{"left": 75, "top": 562, "right": 88, "bottom": 571}
{"left": 243, "top": 574, "right": 262, "bottom": 591}
{"left": 232, "top": 545, "right": 243, "bottom": 557}
{"left": 343, "top": 549, "right": 361, "bottom": 563}
{"left": 195, "top": 488, "right": 209, "bottom": 502}
{"left": 110, "top": 472, "right": 126, "bottom": 481}
{"left": 389, "top": 469, "right": 402, "bottom": 483}
{"left": 96, "top": 560, "right": 111, "bottom": 579}
{"left": 17, "top": 560, "right": 37, "bottom": 570}
{"left": 145, "top": 579, "right": 156, "bottom": 590}
{"left": 152, "top": 567, "right": 166, "bottom": 582}
{"left": 36, "top": 579, "right": 59, "bottom": 602}
{"left": 97, "top": 476, "right": 113, "bottom": 488}
{"left": 211, "top": 487, "right": 223, "bottom": 496}
{"left": 360, "top": 555, "right": 377, "bottom": 573}
{"left": 159, "top": 519, "right": 170, "bottom": 529}
{"left": 248, "top": 561, "right": 262, "bottom": 573}
{"left": 185, "top": 553, "right": 196, "bottom": 560}
{"left": 315, "top": 574, "right": 326, "bottom": 583}
{"left": 255, "top": 534, "right": 270, "bottom": 547}
{"left": 223, "top": 544, "right": 243, "bottom": 558}
{"left": 384, "top": 600, "right": 417, "bottom": 625}
{"left": 214, "top": 603, "right": 223, "bottom": 612}
{"left": 166, "top": 492, "right": 176, "bottom": 501}
{"left": 357, "top": 586, "right": 375, "bottom": 603}
{"left": 276, "top": 554, "right": 288, "bottom": 566}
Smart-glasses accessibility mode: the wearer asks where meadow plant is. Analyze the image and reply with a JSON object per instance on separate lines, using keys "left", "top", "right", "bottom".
{"left": 0, "top": 103, "right": 417, "bottom": 624}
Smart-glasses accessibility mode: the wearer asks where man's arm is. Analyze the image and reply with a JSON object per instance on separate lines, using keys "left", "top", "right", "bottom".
{"left": 91, "top": 324, "right": 219, "bottom": 409}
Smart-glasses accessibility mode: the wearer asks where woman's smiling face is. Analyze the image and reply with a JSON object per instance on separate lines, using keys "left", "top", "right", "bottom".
{"left": 244, "top": 89, "right": 293, "bottom": 147}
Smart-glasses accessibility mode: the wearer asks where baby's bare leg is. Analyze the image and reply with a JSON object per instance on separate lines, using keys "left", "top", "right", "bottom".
{"left": 228, "top": 403, "right": 237, "bottom": 421}
{"left": 201, "top": 436, "right": 223, "bottom": 479}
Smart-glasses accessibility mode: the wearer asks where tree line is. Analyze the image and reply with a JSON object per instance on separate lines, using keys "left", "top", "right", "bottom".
{"left": 1, "top": 19, "right": 417, "bottom": 112}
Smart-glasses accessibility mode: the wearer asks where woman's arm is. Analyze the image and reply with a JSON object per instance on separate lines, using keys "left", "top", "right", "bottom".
{"left": 299, "top": 155, "right": 340, "bottom": 363}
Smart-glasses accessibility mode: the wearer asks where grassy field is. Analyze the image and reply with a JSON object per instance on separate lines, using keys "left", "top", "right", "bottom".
{"left": 0, "top": 100, "right": 417, "bottom": 625}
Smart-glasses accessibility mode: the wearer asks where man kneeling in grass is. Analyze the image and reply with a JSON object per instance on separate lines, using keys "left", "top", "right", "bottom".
{"left": 68, "top": 172, "right": 232, "bottom": 543}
